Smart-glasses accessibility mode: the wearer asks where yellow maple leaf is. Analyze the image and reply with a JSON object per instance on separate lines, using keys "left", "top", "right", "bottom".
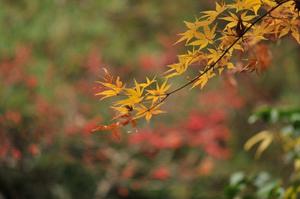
{"left": 219, "top": 28, "right": 244, "bottom": 52}
{"left": 95, "top": 76, "right": 124, "bottom": 100}
{"left": 231, "top": 0, "right": 262, "bottom": 15}
{"left": 276, "top": 17, "right": 300, "bottom": 44}
{"left": 200, "top": 2, "right": 227, "bottom": 25}
{"left": 192, "top": 69, "right": 215, "bottom": 89}
{"left": 189, "top": 24, "right": 217, "bottom": 49}
{"left": 165, "top": 51, "right": 200, "bottom": 78}
{"left": 164, "top": 62, "right": 185, "bottom": 78}
{"left": 140, "top": 77, "right": 156, "bottom": 88}
{"left": 114, "top": 80, "right": 144, "bottom": 106}
{"left": 176, "top": 20, "right": 201, "bottom": 44}
{"left": 146, "top": 80, "right": 171, "bottom": 103}
{"left": 207, "top": 48, "right": 223, "bottom": 65}
{"left": 111, "top": 105, "right": 131, "bottom": 119}
{"left": 246, "top": 23, "right": 272, "bottom": 45}
{"left": 222, "top": 11, "right": 256, "bottom": 29}
{"left": 135, "top": 104, "right": 165, "bottom": 122}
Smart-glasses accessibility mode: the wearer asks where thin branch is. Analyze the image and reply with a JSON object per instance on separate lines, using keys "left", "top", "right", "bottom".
{"left": 141, "top": 0, "right": 291, "bottom": 116}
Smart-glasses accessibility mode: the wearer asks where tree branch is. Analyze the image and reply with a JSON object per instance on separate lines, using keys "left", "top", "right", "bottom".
{"left": 141, "top": 0, "right": 291, "bottom": 115}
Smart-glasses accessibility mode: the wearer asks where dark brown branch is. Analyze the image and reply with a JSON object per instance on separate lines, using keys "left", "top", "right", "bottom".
{"left": 139, "top": 0, "right": 291, "bottom": 117}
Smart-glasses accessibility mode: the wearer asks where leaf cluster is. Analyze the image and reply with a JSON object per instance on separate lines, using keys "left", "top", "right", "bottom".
{"left": 95, "top": 0, "right": 300, "bottom": 134}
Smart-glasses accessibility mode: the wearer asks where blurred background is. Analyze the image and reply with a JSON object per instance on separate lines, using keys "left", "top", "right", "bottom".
{"left": 0, "top": 0, "right": 299, "bottom": 198}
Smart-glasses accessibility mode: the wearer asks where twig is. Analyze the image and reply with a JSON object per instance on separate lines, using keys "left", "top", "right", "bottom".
{"left": 139, "top": 0, "right": 291, "bottom": 116}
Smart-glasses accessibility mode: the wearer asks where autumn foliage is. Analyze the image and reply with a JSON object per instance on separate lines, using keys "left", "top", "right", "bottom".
{"left": 95, "top": 0, "right": 300, "bottom": 137}
{"left": 1, "top": 0, "right": 300, "bottom": 198}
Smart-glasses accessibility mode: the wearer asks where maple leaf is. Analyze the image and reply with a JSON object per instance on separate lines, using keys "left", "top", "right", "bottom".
{"left": 246, "top": 23, "right": 272, "bottom": 45}
{"left": 111, "top": 106, "right": 131, "bottom": 120}
{"left": 219, "top": 28, "right": 244, "bottom": 52}
{"left": 231, "top": 0, "right": 262, "bottom": 15}
{"left": 146, "top": 80, "right": 171, "bottom": 103}
{"left": 164, "top": 62, "right": 185, "bottom": 78}
{"left": 115, "top": 80, "right": 144, "bottom": 107}
{"left": 95, "top": 76, "right": 124, "bottom": 100}
{"left": 176, "top": 21, "right": 201, "bottom": 44}
{"left": 219, "top": 57, "right": 235, "bottom": 71}
{"left": 276, "top": 17, "right": 300, "bottom": 44}
{"left": 222, "top": 11, "right": 256, "bottom": 29}
{"left": 279, "top": 24, "right": 291, "bottom": 38}
{"left": 189, "top": 24, "right": 217, "bottom": 49}
{"left": 165, "top": 50, "right": 200, "bottom": 78}
{"left": 135, "top": 104, "right": 165, "bottom": 122}
{"left": 207, "top": 48, "right": 223, "bottom": 65}
{"left": 199, "top": 2, "right": 227, "bottom": 25}
{"left": 140, "top": 77, "right": 156, "bottom": 88}
{"left": 192, "top": 69, "right": 216, "bottom": 89}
